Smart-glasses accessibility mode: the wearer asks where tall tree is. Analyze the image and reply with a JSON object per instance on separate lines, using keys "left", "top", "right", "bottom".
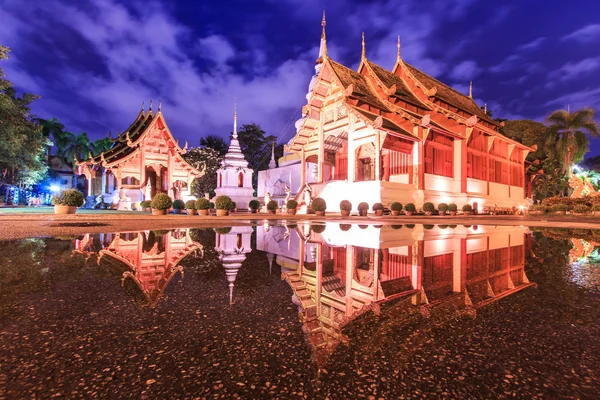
{"left": 546, "top": 107, "right": 599, "bottom": 173}
{"left": 236, "top": 123, "right": 280, "bottom": 189}
{"left": 183, "top": 147, "right": 223, "bottom": 198}
{"left": 199, "top": 134, "right": 228, "bottom": 156}
{"left": 0, "top": 45, "right": 48, "bottom": 188}
{"left": 63, "top": 132, "right": 93, "bottom": 164}
{"left": 33, "top": 117, "right": 65, "bottom": 155}
{"left": 92, "top": 137, "right": 112, "bottom": 156}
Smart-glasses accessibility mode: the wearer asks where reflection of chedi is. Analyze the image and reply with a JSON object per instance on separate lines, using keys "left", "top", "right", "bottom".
{"left": 215, "top": 226, "right": 253, "bottom": 304}
{"left": 86, "top": 230, "right": 202, "bottom": 307}
{"left": 257, "top": 223, "right": 534, "bottom": 367}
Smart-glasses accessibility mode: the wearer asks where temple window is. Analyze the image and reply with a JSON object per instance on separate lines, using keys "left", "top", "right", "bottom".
{"left": 424, "top": 132, "right": 453, "bottom": 178}
{"left": 488, "top": 141, "right": 509, "bottom": 185}
{"left": 355, "top": 143, "right": 375, "bottom": 181}
{"left": 237, "top": 172, "right": 244, "bottom": 188}
{"left": 422, "top": 253, "right": 453, "bottom": 301}
{"left": 219, "top": 173, "right": 222, "bottom": 187}
{"left": 467, "top": 130, "right": 488, "bottom": 181}
{"left": 509, "top": 148, "right": 524, "bottom": 187}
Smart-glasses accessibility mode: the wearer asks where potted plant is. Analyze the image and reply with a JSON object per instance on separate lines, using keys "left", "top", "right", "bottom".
{"left": 151, "top": 193, "right": 173, "bottom": 216}
{"left": 287, "top": 199, "right": 298, "bottom": 215}
{"left": 249, "top": 199, "right": 261, "bottom": 214}
{"left": 423, "top": 202, "right": 435, "bottom": 216}
{"left": 312, "top": 224, "right": 326, "bottom": 234}
{"left": 593, "top": 204, "right": 600, "bottom": 217}
{"left": 215, "top": 195, "right": 233, "bottom": 216}
{"left": 550, "top": 203, "right": 567, "bottom": 215}
{"left": 462, "top": 204, "right": 473, "bottom": 216}
{"left": 391, "top": 225, "right": 402, "bottom": 230}
{"left": 267, "top": 200, "right": 279, "bottom": 214}
{"left": 340, "top": 200, "right": 352, "bottom": 217}
{"left": 230, "top": 201, "right": 237, "bottom": 212}
{"left": 573, "top": 204, "right": 590, "bottom": 216}
{"left": 196, "top": 198, "right": 211, "bottom": 216}
{"left": 404, "top": 203, "right": 416, "bottom": 216}
{"left": 140, "top": 200, "right": 152, "bottom": 212}
{"left": 172, "top": 199, "right": 185, "bottom": 214}
{"left": 52, "top": 188, "right": 85, "bottom": 214}
{"left": 390, "top": 202, "right": 402, "bottom": 216}
{"left": 448, "top": 203, "right": 458, "bottom": 216}
{"left": 215, "top": 227, "right": 232, "bottom": 235}
{"left": 357, "top": 202, "right": 369, "bottom": 217}
{"left": 185, "top": 200, "right": 196, "bottom": 215}
{"left": 311, "top": 197, "right": 327, "bottom": 216}
{"left": 372, "top": 202, "right": 384, "bottom": 216}
{"left": 438, "top": 203, "right": 449, "bottom": 216}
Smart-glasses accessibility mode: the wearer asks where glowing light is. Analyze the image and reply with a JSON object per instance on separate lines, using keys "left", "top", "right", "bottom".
{"left": 50, "top": 185, "right": 60, "bottom": 193}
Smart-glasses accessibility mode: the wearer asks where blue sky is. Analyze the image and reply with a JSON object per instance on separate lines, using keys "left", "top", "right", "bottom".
{"left": 2, "top": 0, "right": 600, "bottom": 154}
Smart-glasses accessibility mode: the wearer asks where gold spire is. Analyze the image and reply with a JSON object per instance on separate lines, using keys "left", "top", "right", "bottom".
{"left": 396, "top": 35, "right": 401, "bottom": 63}
{"left": 484, "top": 103, "right": 487, "bottom": 114}
{"left": 469, "top": 81, "right": 473, "bottom": 98}
{"left": 361, "top": 32, "right": 366, "bottom": 61}
{"left": 321, "top": 10, "right": 327, "bottom": 58}
{"left": 141, "top": 100, "right": 145, "bottom": 112}
{"left": 149, "top": 99, "right": 153, "bottom": 112}
{"left": 158, "top": 98, "right": 162, "bottom": 112}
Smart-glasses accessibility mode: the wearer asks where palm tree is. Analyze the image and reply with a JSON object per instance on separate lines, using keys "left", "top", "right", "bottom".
{"left": 33, "top": 117, "right": 65, "bottom": 155}
{"left": 63, "top": 132, "right": 94, "bottom": 164}
{"left": 93, "top": 137, "right": 113, "bottom": 156}
{"left": 546, "top": 107, "right": 599, "bottom": 173}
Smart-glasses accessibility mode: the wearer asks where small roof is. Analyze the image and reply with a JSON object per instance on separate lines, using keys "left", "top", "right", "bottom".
{"left": 328, "top": 59, "right": 390, "bottom": 111}
{"left": 366, "top": 60, "right": 429, "bottom": 111}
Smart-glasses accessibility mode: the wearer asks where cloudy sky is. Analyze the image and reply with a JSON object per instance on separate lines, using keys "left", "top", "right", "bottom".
{"left": 2, "top": 0, "right": 600, "bottom": 154}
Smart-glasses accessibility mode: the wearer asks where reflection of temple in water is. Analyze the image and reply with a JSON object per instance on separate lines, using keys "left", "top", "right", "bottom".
{"left": 257, "top": 223, "right": 533, "bottom": 366}
{"left": 215, "top": 226, "right": 254, "bottom": 304}
{"left": 75, "top": 229, "right": 202, "bottom": 307}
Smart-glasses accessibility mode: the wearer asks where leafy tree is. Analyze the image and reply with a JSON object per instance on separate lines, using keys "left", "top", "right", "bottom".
{"left": 33, "top": 117, "right": 65, "bottom": 155}
{"left": 0, "top": 45, "right": 49, "bottom": 188}
{"left": 183, "top": 147, "right": 223, "bottom": 198}
{"left": 236, "top": 123, "right": 283, "bottom": 189}
{"left": 93, "top": 137, "right": 112, "bottom": 156}
{"left": 200, "top": 134, "right": 228, "bottom": 156}
{"left": 546, "top": 107, "right": 599, "bottom": 173}
{"left": 63, "top": 132, "right": 93, "bottom": 164}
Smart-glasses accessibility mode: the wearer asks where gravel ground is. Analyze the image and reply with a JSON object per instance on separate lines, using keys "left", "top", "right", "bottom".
{"left": 0, "top": 229, "right": 598, "bottom": 398}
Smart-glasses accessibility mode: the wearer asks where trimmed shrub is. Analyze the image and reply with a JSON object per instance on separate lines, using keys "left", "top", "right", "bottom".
{"left": 249, "top": 199, "right": 261, "bottom": 210}
{"left": 210, "top": 202, "right": 215, "bottom": 209}
{"left": 530, "top": 204, "right": 547, "bottom": 212}
{"left": 340, "top": 200, "right": 352, "bottom": 211}
{"left": 312, "top": 224, "right": 326, "bottom": 234}
{"left": 573, "top": 204, "right": 591, "bottom": 214}
{"left": 423, "top": 202, "right": 435, "bottom": 212}
{"left": 151, "top": 193, "right": 173, "bottom": 210}
{"left": 405, "top": 224, "right": 415, "bottom": 229}
{"left": 173, "top": 199, "right": 185, "bottom": 210}
{"left": 196, "top": 198, "right": 211, "bottom": 210}
{"left": 390, "top": 202, "right": 402, "bottom": 211}
{"left": 311, "top": 197, "right": 327, "bottom": 212}
{"left": 357, "top": 202, "right": 369, "bottom": 211}
{"left": 215, "top": 195, "right": 233, "bottom": 210}
{"left": 593, "top": 204, "right": 600, "bottom": 211}
{"left": 391, "top": 225, "right": 402, "bottom": 230}
{"left": 339, "top": 224, "right": 352, "bottom": 231}
{"left": 372, "top": 202, "right": 384, "bottom": 211}
{"left": 448, "top": 203, "right": 458, "bottom": 212}
{"left": 215, "top": 227, "right": 232, "bottom": 235}
{"left": 267, "top": 200, "right": 279, "bottom": 211}
{"left": 51, "top": 188, "right": 85, "bottom": 207}
{"left": 438, "top": 203, "right": 449, "bottom": 212}
{"left": 230, "top": 201, "right": 237, "bottom": 211}
{"left": 424, "top": 224, "right": 434, "bottom": 230}
{"left": 140, "top": 200, "right": 152, "bottom": 208}
{"left": 550, "top": 204, "right": 567, "bottom": 212}
{"left": 185, "top": 200, "right": 196, "bottom": 209}
{"left": 405, "top": 203, "right": 416, "bottom": 212}
{"left": 462, "top": 204, "right": 473, "bottom": 212}
{"left": 287, "top": 199, "right": 298, "bottom": 209}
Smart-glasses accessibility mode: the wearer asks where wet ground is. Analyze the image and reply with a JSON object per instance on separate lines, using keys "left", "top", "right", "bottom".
{"left": 0, "top": 225, "right": 598, "bottom": 398}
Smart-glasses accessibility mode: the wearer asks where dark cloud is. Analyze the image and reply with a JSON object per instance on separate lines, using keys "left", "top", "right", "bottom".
{"left": 1, "top": 0, "right": 600, "bottom": 154}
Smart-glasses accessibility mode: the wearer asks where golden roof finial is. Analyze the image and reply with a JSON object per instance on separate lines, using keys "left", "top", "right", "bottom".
{"left": 234, "top": 97, "right": 237, "bottom": 121}
{"left": 149, "top": 99, "right": 153, "bottom": 112}
{"left": 141, "top": 100, "right": 145, "bottom": 112}
{"left": 361, "top": 32, "right": 366, "bottom": 61}
{"left": 484, "top": 103, "right": 487, "bottom": 114}
{"left": 158, "top": 98, "right": 162, "bottom": 112}
{"left": 396, "top": 35, "right": 401, "bottom": 63}
{"left": 321, "top": 10, "right": 327, "bottom": 58}
{"left": 469, "top": 81, "right": 473, "bottom": 98}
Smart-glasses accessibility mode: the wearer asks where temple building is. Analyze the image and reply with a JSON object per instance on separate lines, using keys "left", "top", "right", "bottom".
{"left": 215, "top": 226, "right": 254, "bottom": 304}
{"left": 76, "top": 101, "right": 202, "bottom": 210}
{"left": 282, "top": 15, "right": 534, "bottom": 213}
{"left": 257, "top": 222, "right": 533, "bottom": 365}
{"left": 214, "top": 106, "right": 254, "bottom": 209}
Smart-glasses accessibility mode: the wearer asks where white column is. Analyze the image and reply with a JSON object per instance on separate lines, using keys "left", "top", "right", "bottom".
{"left": 101, "top": 171, "right": 107, "bottom": 194}
{"left": 375, "top": 130, "right": 381, "bottom": 181}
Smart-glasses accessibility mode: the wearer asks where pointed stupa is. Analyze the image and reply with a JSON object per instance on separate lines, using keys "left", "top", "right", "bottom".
{"left": 396, "top": 36, "right": 401, "bottom": 63}
{"left": 469, "top": 81, "right": 473, "bottom": 98}
{"left": 221, "top": 102, "right": 249, "bottom": 169}
{"left": 268, "top": 143, "right": 277, "bottom": 169}
{"left": 304, "top": 11, "right": 327, "bottom": 102}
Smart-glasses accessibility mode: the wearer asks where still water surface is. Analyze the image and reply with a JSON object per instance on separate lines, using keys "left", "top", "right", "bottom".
{"left": 1, "top": 223, "right": 598, "bottom": 398}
